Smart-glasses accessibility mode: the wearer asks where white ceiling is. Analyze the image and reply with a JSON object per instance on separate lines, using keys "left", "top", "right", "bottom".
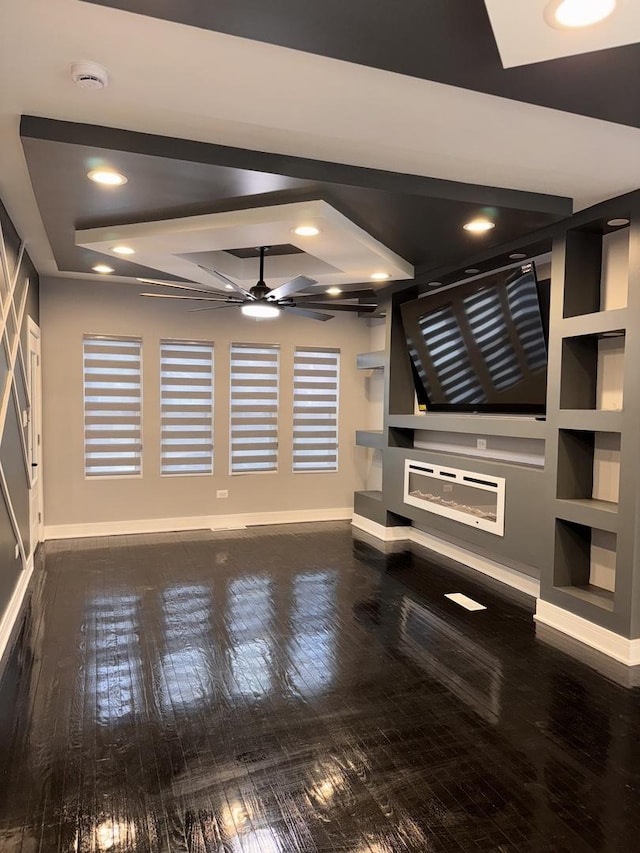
{"left": 2, "top": 0, "right": 640, "bottom": 278}
{"left": 485, "top": 0, "right": 640, "bottom": 67}
{"left": 75, "top": 201, "right": 414, "bottom": 288}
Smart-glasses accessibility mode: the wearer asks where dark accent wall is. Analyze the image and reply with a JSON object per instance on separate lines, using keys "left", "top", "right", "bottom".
{"left": 0, "top": 197, "right": 39, "bottom": 628}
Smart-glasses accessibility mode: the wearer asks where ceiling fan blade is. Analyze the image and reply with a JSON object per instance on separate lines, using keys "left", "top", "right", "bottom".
{"left": 294, "top": 289, "right": 377, "bottom": 302}
{"left": 187, "top": 303, "right": 239, "bottom": 313}
{"left": 268, "top": 275, "right": 317, "bottom": 301}
{"left": 283, "top": 306, "right": 333, "bottom": 322}
{"left": 137, "top": 279, "right": 222, "bottom": 295}
{"left": 140, "top": 292, "right": 239, "bottom": 302}
{"left": 197, "top": 265, "right": 254, "bottom": 298}
{"left": 294, "top": 302, "right": 378, "bottom": 313}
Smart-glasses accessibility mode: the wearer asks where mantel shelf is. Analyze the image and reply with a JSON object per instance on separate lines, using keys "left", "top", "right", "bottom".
{"left": 387, "top": 413, "right": 547, "bottom": 439}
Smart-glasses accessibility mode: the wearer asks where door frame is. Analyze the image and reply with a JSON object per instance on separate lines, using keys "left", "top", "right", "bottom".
{"left": 27, "top": 316, "right": 43, "bottom": 549}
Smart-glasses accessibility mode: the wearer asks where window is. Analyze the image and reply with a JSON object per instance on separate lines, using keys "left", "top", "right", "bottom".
{"left": 293, "top": 347, "right": 340, "bottom": 472}
{"left": 83, "top": 336, "right": 142, "bottom": 477}
{"left": 229, "top": 343, "right": 279, "bottom": 473}
{"left": 160, "top": 340, "right": 214, "bottom": 475}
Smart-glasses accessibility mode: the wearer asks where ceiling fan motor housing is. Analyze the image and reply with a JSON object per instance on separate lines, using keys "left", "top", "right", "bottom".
{"left": 250, "top": 281, "right": 271, "bottom": 300}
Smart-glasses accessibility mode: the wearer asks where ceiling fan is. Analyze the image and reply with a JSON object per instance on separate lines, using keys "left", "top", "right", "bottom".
{"left": 139, "top": 246, "right": 379, "bottom": 321}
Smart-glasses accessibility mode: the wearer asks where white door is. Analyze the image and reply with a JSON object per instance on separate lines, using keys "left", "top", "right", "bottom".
{"left": 27, "top": 318, "right": 43, "bottom": 553}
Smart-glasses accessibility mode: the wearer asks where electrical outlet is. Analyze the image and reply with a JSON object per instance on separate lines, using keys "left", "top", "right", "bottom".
{"left": 14, "top": 543, "right": 20, "bottom": 560}
{"left": 216, "top": 489, "right": 229, "bottom": 499}
{"left": 476, "top": 438, "right": 487, "bottom": 451}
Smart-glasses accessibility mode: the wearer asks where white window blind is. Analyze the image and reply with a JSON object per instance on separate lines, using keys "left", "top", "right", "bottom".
{"left": 293, "top": 347, "right": 340, "bottom": 472}
{"left": 160, "top": 340, "right": 214, "bottom": 476}
{"left": 83, "top": 336, "right": 142, "bottom": 477}
{"left": 230, "top": 343, "right": 279, "bottom": 473}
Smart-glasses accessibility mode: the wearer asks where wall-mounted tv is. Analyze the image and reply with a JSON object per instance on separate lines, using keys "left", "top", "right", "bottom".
{"left": 400, "top": 263, "right": 548, "bottom": 414}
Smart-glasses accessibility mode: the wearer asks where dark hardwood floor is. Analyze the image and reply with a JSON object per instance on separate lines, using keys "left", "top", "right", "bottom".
{"left": 0, "top": 521, "right": 639, "bottom": 852}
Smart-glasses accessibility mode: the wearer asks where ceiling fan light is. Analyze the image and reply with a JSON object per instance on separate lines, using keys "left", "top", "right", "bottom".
{"left": 241, "top": 303, "right": 280, "bottom": 319}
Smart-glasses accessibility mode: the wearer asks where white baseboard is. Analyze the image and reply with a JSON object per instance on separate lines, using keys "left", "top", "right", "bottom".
{"left": 352, "top": 514, "right": 540, "bottom": 599}
{"left": 0, "top": 554, "right": 34, "bottom": 666}
{"left": 409, "top": 528, "right": 540, "bottom": 599}
{"left": 44, "top": 507, "right": 353, "bottom": 540}
{"left": 351, "top": 514, "right": 411, "bottom": 542}
{"left": 535, "top": 600, "right": 640, "bottom": 666}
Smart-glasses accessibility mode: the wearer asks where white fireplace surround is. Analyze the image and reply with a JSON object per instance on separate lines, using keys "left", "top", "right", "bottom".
{"left": 403, "top": 459, "right": 506, "bottom": 536}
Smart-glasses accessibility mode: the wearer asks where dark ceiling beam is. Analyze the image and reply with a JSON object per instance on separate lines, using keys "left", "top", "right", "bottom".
{"left": 20, "top": 116, "right": 572, "bottom": 217}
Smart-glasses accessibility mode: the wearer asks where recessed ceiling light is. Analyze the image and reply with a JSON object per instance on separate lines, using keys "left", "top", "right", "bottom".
{"left": 607, "top": 218, "right": 629, "bottom": 227}
{"left": 293, "top": 225, "right": 320, "bottom": 237}
{"left": 241, "top": 303, "right": 280, "bottom": 319}
{"left": 87, "top": 169, "right": 127, "bottom": 186}
{"left": 371, "top": 272, "right": 390, "bottom": 280}
{"left": 463, "top": 219, "right": 495, "bottom": 233}
{"left": 111, "top": 245, "right": 135, "bottom": 255}
{"left": 545, "top": 0, "right": 617, "bottom": 29}
{"left": 428, "top": 281, "right": 443, "bottom": 288}
{"left": 326, "top": 287, "right": 342, "bottom": 295}
{"left": 509, "top": 252, "right": 527, "bottom": 260}
{"left": 465, "top": 268, "right": 480, "bottom": 275}
{"left": 92, "top": 264, "right": 114, "bottom": 274}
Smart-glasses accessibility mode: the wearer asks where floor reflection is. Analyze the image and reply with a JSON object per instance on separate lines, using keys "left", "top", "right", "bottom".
{"left": 0, "top": 523, "right": 639, "bottom": 852}
{"left": 160, "top": 584, "right": 212, "bottom": 711}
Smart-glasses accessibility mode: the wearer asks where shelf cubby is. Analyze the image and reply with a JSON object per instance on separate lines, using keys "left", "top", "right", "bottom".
{"left": 554, "top": 519, "right": 616, "bottom": 611}
{"left": 562, "top": 226, "right": 629, "bottom": 318}
{"left": 556, "top": 429, "right": 620, "bottom": 527}
{"left": 559, "top": 331, "right": 624, "bottom": 411}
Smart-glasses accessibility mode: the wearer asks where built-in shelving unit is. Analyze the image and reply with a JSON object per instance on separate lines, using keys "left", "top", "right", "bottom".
{"left": 354, "top": 188, "right": 640, "bottom": 658}
{"left": 543, "top": 208, "right": 637, "bottom": 636}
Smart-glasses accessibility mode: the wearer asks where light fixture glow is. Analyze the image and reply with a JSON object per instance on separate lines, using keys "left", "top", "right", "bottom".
{"left": 241, "top": 302, "right": 280, "bottom": 319}
{"left": 465, "top": 268, "right": 480, "bottom": 275}
{"left": 546, "top": 0, "right": 616, "bottom": 28}
{"left": 509, "top": 253, "right": 527, "bottom": 260}
{"left": 463, "top": 219, "right": 495, "bottom": 233}
{"left": 225, "top": 284, "right": 235, "bottom": 290}
{"left": 607, "top": 218, "right": 629, "bottom": 227}
{"left": 87, "top": 169, "right": 127, "bottom": 186}
{"left": 293, "top": 225, "right": 320, "bottom": 237}
{"left": 92, "top": 264, "right": 114, "bottom": 274}
{"left": 111, "top": 245, "right": 135, "bottom": 255}
{"left": 326, "top": 287, "right": 342, "bottom": 295}
{"left": 370, "top": 272, "right": 390, "bottom": 280}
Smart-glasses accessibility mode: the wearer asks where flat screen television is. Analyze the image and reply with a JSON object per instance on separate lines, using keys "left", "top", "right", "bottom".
{"left": 400, "top": 262, "right": 549, "bottom": 414}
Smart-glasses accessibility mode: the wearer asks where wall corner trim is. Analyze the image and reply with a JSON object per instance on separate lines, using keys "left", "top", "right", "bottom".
{"left": 44, "top": 507, "right": 354, "bottom": 540}
{"left": 0, "top": 556, "right": 34, "bottom": 669}
{"left": 535, "top": 600, "right": 640, "bottom": 666}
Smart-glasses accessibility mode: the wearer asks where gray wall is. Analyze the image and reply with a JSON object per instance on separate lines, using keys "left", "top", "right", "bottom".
{"left": 0, "top": 198, "right": 39, "bottom": 623}
{"left": 41, "top": 277, "right": 372, "bottom": 528}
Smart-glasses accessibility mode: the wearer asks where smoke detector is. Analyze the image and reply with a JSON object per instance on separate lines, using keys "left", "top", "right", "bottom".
{"left": 70, "top": 61, "right": 109, "bottom": 90}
